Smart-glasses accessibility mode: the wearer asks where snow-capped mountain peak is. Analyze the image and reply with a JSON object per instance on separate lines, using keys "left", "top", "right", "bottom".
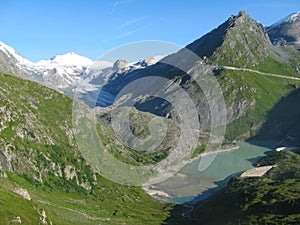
{"left": 270, "top": 12, "right": 300, "bottom": 28}
{"left": 0, "top": 41, "right": 97, "bottom": 89}
{"left": 0, "top": 41, "right": 169, "bottom": 97}
{"left": 288, "top": 11, "right": 300, "bottom": 22}
{"left": 32, "top": 52, "right": 95, "bottom": 89}
{"left": 0, "top": 41, "right": 33, "bottom": 65}
{"left": 37, "top": 52, "right": 93, "bottom": 67}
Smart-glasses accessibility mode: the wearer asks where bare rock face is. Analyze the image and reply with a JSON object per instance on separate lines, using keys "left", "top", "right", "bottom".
{"left": 13, "top": 187, "right": 32, "bottom": 201}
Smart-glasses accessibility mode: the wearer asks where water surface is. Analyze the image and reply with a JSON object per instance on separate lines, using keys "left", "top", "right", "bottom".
{"left": 169, "top": 141, "right": 277, "bottom": 203}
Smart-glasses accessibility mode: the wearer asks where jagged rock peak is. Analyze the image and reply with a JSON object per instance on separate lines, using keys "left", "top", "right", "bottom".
{"left": 113, "top": 59, "right": 128, "bottom": 70}
{"left": 227, "top": 10, "right": 252, "bottom": 23}
{"left": 186, "top": 10, "right": 271, "bottom": 60}
{"left": 237, "top": 10, "right": 248, "bottom": 17}
{"left": 229, "top": 10, "right": 266, "bottom": 32}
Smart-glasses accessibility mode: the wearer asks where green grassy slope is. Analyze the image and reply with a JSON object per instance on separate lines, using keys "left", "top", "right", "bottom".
{"left": 0, "top": 73, "right": 172, "bottom": 225}
{"left": 0, "top": 173, "right": 173, "bottom": 225}
{"left": 216, "top": 69, "right": 300, "bottom": 141}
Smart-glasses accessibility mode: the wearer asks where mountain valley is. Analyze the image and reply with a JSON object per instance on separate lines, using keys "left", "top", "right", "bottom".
{"left": 0, "top": 10, "right": 300, "bottom": 224}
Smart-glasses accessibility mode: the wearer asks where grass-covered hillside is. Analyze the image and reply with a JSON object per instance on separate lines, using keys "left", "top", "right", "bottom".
{"left": 0, "top": 72, "right": 172, "bottom": 225}
{"left": 216, "top": 69, "right": 300, "bottom": 142}
{"left": 0, "top": 173, "right": 173, "bottom": 225}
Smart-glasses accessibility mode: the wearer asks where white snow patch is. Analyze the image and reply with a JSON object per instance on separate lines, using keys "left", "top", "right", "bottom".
{"left": 270, "top": 12, "right": 300, "bottom": 28}
{"left": 37, "top": 52, "right": 93, "bottom": 67}
{"left": 0, "top": 41, "right": 33, "bottom": 65}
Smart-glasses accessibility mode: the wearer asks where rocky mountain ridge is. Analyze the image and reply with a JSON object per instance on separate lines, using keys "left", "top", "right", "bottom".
{"left": 187, "top": 11, "right": 273, "bottom": 64}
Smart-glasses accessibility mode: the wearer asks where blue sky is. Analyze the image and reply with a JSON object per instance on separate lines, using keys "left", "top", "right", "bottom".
{"left": 0, "top": 0, "right": 299, "bottom": 62}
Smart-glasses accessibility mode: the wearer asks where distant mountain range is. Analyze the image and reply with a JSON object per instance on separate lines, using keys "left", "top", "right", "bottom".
{"left": 0, "top": 11, "right": 299, "bottom": 99}
{"left": 0, "top": 42, "right": 93, "bottom": 87}
{"left": 0, "top": 41, "right": 165, "bottom": 97}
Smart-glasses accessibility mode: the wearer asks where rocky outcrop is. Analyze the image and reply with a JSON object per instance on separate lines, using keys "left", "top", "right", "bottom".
{"left": 13, "top": 187, "right": 32, "bottom": 201}
{"left": 11, "top": 216, "right": 22, "bottom": 224}
{"left": 39, "top": 209, "right": 49, "bottom": 225}
{"left": 0, "top": 170, "right": 7, "bottom": 178}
